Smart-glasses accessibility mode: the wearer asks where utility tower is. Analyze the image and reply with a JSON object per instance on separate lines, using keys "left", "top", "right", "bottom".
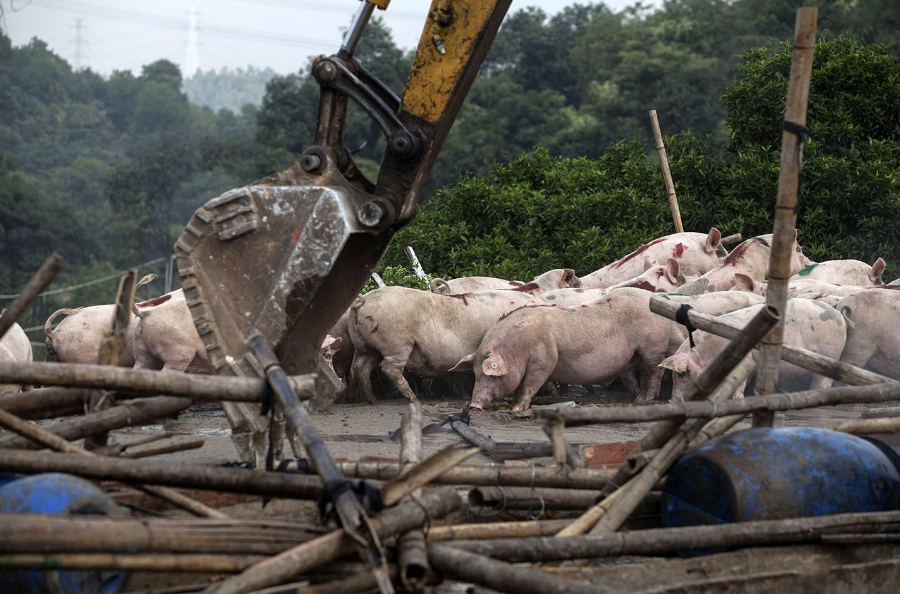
{"left": 72, "top": 18, "right": 87, "bottom": 70}
{"left": 185, "top": 5, "right": 200, "bottom": 76}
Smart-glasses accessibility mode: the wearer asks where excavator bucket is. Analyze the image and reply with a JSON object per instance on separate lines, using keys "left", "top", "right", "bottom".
{"left": 175, "top": 0, "right": 512, "bottom": 463}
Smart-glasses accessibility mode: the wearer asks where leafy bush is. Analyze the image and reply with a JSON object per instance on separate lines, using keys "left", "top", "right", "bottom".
{"left": 384, "top": 36, "right": 900, "bottom": 280}
{"left": 361, "top": 265, "right": 430, "bottom": 294}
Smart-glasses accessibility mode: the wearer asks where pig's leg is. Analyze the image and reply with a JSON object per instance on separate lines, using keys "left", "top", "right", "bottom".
{"left": 512, "top": 367, "right": 553, "bottom": 412}
{"left": 350, "top": 354, "right": 379, "bottom": 403}
{"left": 379, "top": 351, "right": 419, "bottom": 403}
{"left": 620, "top": 370, "right": 641, "bottom": 398}
{"left": 635, "top": 351, "right": 665, "bottom": 403}
{"left": 840, "top": 341, "right": 877, "bottom": 376}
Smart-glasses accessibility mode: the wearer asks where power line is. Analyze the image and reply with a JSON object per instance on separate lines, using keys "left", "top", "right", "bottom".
{"left": 0, "top": 256, "right": 169, "bottom": 300}
{"left": 33, "top": 0, "right": 337, "bottom": 50}
{"left": 223, "top": 0, "right": 423, "bottom": 20}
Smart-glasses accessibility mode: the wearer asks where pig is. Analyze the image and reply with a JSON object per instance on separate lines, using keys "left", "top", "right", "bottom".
{"left": 661, "top": 298, "right": 847, "bottom": 401}
{"left": 450, "top": 288, "right": 671, "bottom": 411}
{"left": 0, "top": 312, "right": 33, "bottom": 394}
{"left": 430, "top": 268, "right": 580, "bottom": 296}
{"left": 606, "top": 258, "right": 692, "bottom": 292}
{"left": 889, "top": 278, "right": 900, "bottom": 286}
{"left": 540, "top": 288, "right": 609, "bottom": 307}
{"left": 732, "top": 275, "right": 867, "bottom": 307}
{"left": 348, "top": 287, "right": 542, "bottom": 403}
{"left": 661, "top": 291, "right": 766, "bottom": 354}
{"left": 579, "top": 229, "right": 724, "bottom": 289}
{"left": 792, "top": 258, "right": 886, "bottom": 286}
{"left": 46, "top": 306, "right": 139, "bottom": 366}
{"left": 329, "top": 309, "right": 353, "bottom": 384}
{"left": 837, "top": 288, "right": 900, "bottom": 379}
{"left": 132, "top": 290, "right": 210, "bottom": 373}
{"left": 44, "top": 274, "right": 160, "bottom": 366}
{"left": 676, "top": 233, "right": 804, "bottom": 295}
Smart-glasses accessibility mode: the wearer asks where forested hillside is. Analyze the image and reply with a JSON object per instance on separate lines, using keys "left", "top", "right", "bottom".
{"left": 183, "top": 66, "right": 277, "bottom": 113}
{"left": 1, "top": 0, "right": 897, "bottom": 340}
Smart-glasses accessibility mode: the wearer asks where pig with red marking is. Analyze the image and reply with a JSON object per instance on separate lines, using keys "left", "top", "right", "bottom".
{"left": 348, "top": 287, "right": 542, "bottom": 403}
{"left": 451, "top": 288, "right": 670, "bottom": 411}
{"left": 579, "top": 229, "right": 723, "bottom": 289}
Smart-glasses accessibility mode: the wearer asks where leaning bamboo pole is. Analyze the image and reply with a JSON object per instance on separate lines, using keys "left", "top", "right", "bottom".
{"left": 754, "top": 7, "right": 818, "bottom": 427}
{"left": 0, "top": 252, "right": 63, "bottom": 340}
{"left": 595, "top": 304, "right": 778, "bottom": 508}
{"left": 398, "top": 403, "right": 429, "bottom": 593}
{"left": 649, "top": 110, "right": 684, "bottom": 233}
{"left": 648, "top": 295, "right": 889, "bottom": 386}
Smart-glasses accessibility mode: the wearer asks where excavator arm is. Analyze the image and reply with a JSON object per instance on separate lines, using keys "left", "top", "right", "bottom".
{"left": 174, "top": 0, "right": 512, "bottom": 462}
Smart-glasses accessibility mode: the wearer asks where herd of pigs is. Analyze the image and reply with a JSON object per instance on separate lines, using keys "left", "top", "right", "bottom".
{"left": 1, "top": 228, "right": 898, "bottom": 418}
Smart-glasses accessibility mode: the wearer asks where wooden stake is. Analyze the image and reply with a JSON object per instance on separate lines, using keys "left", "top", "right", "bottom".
{"left": 121, "top": 439, "right": 206, "bottom": 459}
{"left": 720, "top": 233, "right": 743, "bottom": 247}
{"left": 398, "top": 403, "right": 429, "bottom": 593}
{"left": 404, "top": 247, "right": 428, "bottom": 280}
{"left": 754, "top": 7, "right": 818, "bottom": 427}
{"left": 371, "top": 272, "right": 386, "bottom": 288}
{"left": 649, "top": 110, "right": 684, "bottom": 233}
{"left": 0, "top": 252, "right": 63, "bottom": 340}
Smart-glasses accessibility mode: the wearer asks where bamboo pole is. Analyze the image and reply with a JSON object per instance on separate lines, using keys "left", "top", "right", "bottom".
{"left": 245, "top": 568, "right": 398, "bottom": 594}
{"left": 0, "top": 396, "right": 192, "bottom": 450}
{"left": 398, "top": 403, "right": 429, "bottom": 593}
{"left": 427, "top": 520, "right": 572, "bottom": 541}
{"left": 833, "top": 417, "right": 900, "bottom": 435}
{"left": 87, "top": 270, "right": 139, "bottom": 449}
{"left": 649, "top": 295, "right": 890, "bottom": 386}
{"left": 428, "top": 545, "right": 611, "bottom": 594}
{"left": 754, "top": 7, "right": 818, "bottom": 427}
{"left": 468, "top": 486, "right": 601, "bottom": 511}
{"left": 444, "top": 510, "right": 900, "bottom": 562}
{"left": 542, "top": 379, "right": 900, "bottom": 427}
{"left": 0, "top": 553, "right": 265, "bottom": 574}
{"left": 122, "top": 439, "right": 206, "bottom": 459}
{"left": 449, "top": 416, "right": 554, "bottom": 459}
{"left": 204, "top": 488, "right": 461, "bottom": 594}
{"left": 862, "top": 407, "right": 900, "bottom": 419}
{"left": 0, "top": 252, "right": 63, "bottom": 340}
{"left": 404, "top": 247, "right": 428, "bottom": 280}
{"left": 595, "top": 305, "right": 778, "bottom": 504}
{"left": 720, "top": 233, "right": 742, "bottom": 247}
{"left": 649, "top": 110, "right": 684, "bottom": 233}
{"left": 0, "top": 406, "right": 224, "bottom": 517}
{"left": 0, "top": 515, "right": 322, "bottom": 555}
{"left": 325, "top": 461, "right": 615, "bottom": 489}
{"left": 0, "top": 361, "right": 316, "bottom": 402}
{"left": 0, "top": 450, "right": 327, "bottom": 499}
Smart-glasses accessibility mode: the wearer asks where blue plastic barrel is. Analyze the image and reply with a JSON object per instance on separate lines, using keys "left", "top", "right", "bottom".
{"left": 662, "top": 427, "right": 900, "bottom": 528}
{"left": 0, "top": 473, "right": 128, "bottom": 594}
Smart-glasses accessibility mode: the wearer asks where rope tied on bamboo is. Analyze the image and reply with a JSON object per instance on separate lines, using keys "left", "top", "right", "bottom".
{"left": 318, "top": 479, "right": 384, "bottom": 524}
{"left": 527, "top": 463, "right": 545, "bottom": 521}
{"left": 675, "top": 304, "right": 697, "bottom": 348}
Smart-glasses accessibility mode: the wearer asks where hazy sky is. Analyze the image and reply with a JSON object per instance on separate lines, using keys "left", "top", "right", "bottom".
{"left": 3, "top": 0, "right": 658, "bottom": 77}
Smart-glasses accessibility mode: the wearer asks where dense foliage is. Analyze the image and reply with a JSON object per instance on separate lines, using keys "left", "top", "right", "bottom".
{"left": 2, "top": 0, "right": 898, "bottom": 339}
{"left": 384, "top": 37, "right": 900, "bottom": 280}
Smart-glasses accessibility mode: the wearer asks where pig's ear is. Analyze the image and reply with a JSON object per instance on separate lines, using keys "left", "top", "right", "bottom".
{"left": 665, "top": 258, "right": 681, "bottom": 283}
{"left": 870, "top": 258, "right": 887, "bottom": 284}
{"left": 320, "top": 335, "right": 338, "bottom": 351}
{"left": 659, "top": 353, "right": 689, "bottom": 373}
{"left": 449, "top": 354, "right": 474, "bottom": 373}
{"left": 482, "top": 354, "right": 508, "bottom": 377}
{"left": 642, "top": 255, "right": 657, "bottom": 272}
{"left": 733, "top": 273, "right": 755, "bottom": 292}
{"left": 329, "top": 337, "right": 343, "bottom": 352}
{"left": 561, "top": 268, "right": 577, "bottom": 287}
{"left": 706, "top": 228, "right": 722, "bottom": 253}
